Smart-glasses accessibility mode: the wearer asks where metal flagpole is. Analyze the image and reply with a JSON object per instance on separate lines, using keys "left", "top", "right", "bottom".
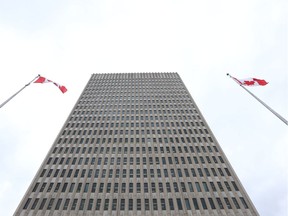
{"left": 227, "top": 73, "right": 288, "bottom": 126}
{"left": 0, "top": 74, "right": 40, "bottom": 109}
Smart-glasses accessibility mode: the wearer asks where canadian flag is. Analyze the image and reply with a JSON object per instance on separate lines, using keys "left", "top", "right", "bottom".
{"left": 232, "top": 77, "right": 268, "bottom": 86}
{"left": 34, "top": 76, "right": 67, "bottom": 93}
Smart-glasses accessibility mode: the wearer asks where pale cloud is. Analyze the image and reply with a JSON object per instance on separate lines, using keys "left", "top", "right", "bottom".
{"left": 0, "top": 1, "right": 287, "bottom": 215}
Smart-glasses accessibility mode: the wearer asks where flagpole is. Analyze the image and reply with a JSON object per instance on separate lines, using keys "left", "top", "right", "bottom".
{"left": 227, "top": 73, "right": 288, "bottom": 126}
{"left": 0, "top": 74, "right": 40, "bottom": 109}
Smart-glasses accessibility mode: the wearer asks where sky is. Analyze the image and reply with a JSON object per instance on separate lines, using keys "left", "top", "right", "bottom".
{"left": 0, "top": 0, "right": 287, "bottom": 215}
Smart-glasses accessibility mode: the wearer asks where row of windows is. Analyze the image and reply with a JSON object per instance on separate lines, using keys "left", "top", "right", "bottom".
{"left": 70, "top": 110, "right": 199, "bottom": 120}
{"left": 53, "top": 144, "right": 217, "bottom": 156}
{"left": 40, "top": 164, "right": 231, "bottom": 180}
{"left": 47, "top": 155, "right": 224, "bottom": 169}
{"left": 74, "top": 103, "right": 196, "bottom": 111}
{"left": 61, "top": 129, "right": 209, "bottom": 138}
{"left": 32, "top": 180, "right": 239, "bottom": 195}
{"left": 23, "top": 196, "right": 249, "bottom": 211}
{"left": 48, "top": 154, "right": 221, "bottom": 166}
{"left": 87, "top": 80, "right": 182, "bottom": 86}
{"left": 81, "top": 94, "right": 190, "bottom": 100}
{"left": 57, "top": 135, "right": 211, "bottom": 145}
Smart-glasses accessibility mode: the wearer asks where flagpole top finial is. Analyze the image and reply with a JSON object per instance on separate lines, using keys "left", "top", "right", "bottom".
{"left": 226, "top": 73, "right": 230, "bottom": 76}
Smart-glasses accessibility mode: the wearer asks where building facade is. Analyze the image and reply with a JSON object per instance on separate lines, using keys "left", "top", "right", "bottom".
{"left": 15, "top": 73, "right": 259, "bottom": 216}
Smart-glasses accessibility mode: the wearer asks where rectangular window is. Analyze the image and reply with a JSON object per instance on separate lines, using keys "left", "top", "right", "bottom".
{"left": 137, "top": 183, "right": 141, "bottom": 193}
{"left": 144, "top": 183, "right": 148, "bottom": 193}
{"left": 129, "top": 199, "right": 133, "bottom": 210}
{"left": 145, "top": 199, "right": 149, "bottom": 210}
{"left": 95, "top": 199, "right": 101, "bottom": 210}
{"left": 47, "top": 198, "right": 54, "bottom": 210}
{"left": 110, "top": 199, "right": 116, "bottom": 211}
{"left": 104, "top": 199, "right": 109, "bottom": 210}
{"left": 137, "top": 199, "right": 141, "bottom": 210}
{"left": 79, "top": 199, "right": 85, "bottom": 210}
{"left": 114, "top": 183, "right": 119, "bottom": 193}
{"left": 71, "top": 199, "right": 77, "bottom": 210}
{"left": 232, "top": 197, "right": 240, "bottom": 209}
{"left": 31, "top": 198, "right": 39, "bottom": 209}
{"left": 200, "top": 198, "right": 207, "bottom": 209}
{"left": 120, "top": 199, "right": 125, "bottom": 210}
{"left": 224, "top": 198, "right": 232, "bottom": 209}
{"left": 192, "top": 198, "right": 199, "bottom": 210}
{"left": 55, "top": 199, "right": 62, "bottom": 210}
{"left": 195, "top": 182, "right": 201, "bottom": 192}
{"left": 161, "top": 199, "right": 166, "bottom": 210}
{"left": 63, "top": 199, "right": 69, "bottom": 210}
{"left": 88, "top": 199, "right": 93, "bottom": 210}
{"left": 208, "top": 198, "right": 216, "bottom": 209}
{"left": 121, "top": 183, "right": 126, "bottom": 193}
{"left": 169, "top": 198, "right": 174, "bottom": 210}
{"left": 216, "top": 198, "right": 224, "bottom": 209}
{"left": 176, "top": 198, "right": 183, "bottom": 210}
{"left": 153, "top": 199, "right": 158, "bottom": 210}
{"left": 240, "top": 197, "right": 249, "bottom": 209}
{"left": 129, "top": 183, "right": 133, "bottom": 193}
{"left": 92, "top": 183, "right": 97, "bottom": 192}
{"left": 185, "top": 198, "right": 191, "bottom": 210}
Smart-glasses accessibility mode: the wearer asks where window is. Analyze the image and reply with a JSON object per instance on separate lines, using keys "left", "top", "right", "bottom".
{"left": 166, "top": 182, "right": 171, "bottom": 192}
{"left": 120, "top": 199, "right": 125, "bottom": 210}
{"left": 31, "top": 198, "right": 39, "bottom": 209}
{"left": 200, "top": 198, "right": 207, "bottom": 209}
{"left": 99, "top": 183, "right": 104, "bottom": 193}
{"left": 114, "top": 183, "right": 119, "bottom": 193}
{"left": 137, "top": 199, "right": 141, "bottom": 210}
{"left": 88, "top": 199, "right": 93, "bottom": 210}
{"left": 153, "top": 199, "right": 158, "bottom": 210}
{"left": 158, "top": 182, "right": 163, "bottom": 192}
{"left": 188, "top": 182, "right": 194, "bottom": 192}
{"left": 192, "top": 198, "right": 199, "bottom": 210}
{"left": 95, "top": 199, "right": 101, "bottom": 210}
{"left": 144, "top": 183, "right": 148, "bottom": 192}
{"left": 185, "top": 198, "right": 191, "bottom": 210}
{"left": 176, "top": 198, "right": 183, "bottom": 210}
{"left": 180, "top": 182, "right": 186, "bottom": 192}
{"left": 107, "top": 183, "right": 111, "bottom": 193}
{"left": 145, "top": 199, "right": 149, "bottom": 210}
{"left": 217, "top": 182, "right": 224, "bottom": 191}
{"left": 216, "top": 198, "right": 224, "bottom": 209}
{"left": 63, "top": 199, "right": 69, "bottom": 210}
{"left": 104, "top": 199, "right": 109, "bottom": 210}
{"left": 71, "top": 199, "right": 77, "bottom": 210}
{"left": 203, "top": 182, "right": 209, "bottom": 192}
{"left": 137, "top": 183, "right": 141, "bottom": 193}
{"left": 240, "top": 197, "right": 249, "bottom": 209}
{"left": 129, "top": 183, "right": 133, "bottom": 193}
{"left": 168, "top": 198, "right": 174, "bottom": 210}
{"left": 121, "top": 183, "right": 126, "bottom": 193}
{"left": 232, "top": 197, "right": 240, "bottom": 209}
{"left": 195, "top": 182, "right": 201, "bottom": 192}
{"left": 112, "top": 199, "right": 117, "bottom": 211}
{"left": 129, "top": 199, "right": 133, "bottom": 210}
{"left": 161, "top": 199, "right": 166, "bottom": 210}
{"left": 79, "top": 199, "right": 85, "bottom": 210}
{"left": 224, "top": 198, "right": 232, "bottom": 209}
{"left": 76, "top": 183, "right": 82, "bottom": 193}
{"left": 208, "top": 198, "right": 216, "bottom": 209}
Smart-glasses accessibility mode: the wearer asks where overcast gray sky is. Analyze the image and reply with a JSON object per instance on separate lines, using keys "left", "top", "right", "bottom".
{"left": 0, "top": 1, "right": 287, "bottom": 215}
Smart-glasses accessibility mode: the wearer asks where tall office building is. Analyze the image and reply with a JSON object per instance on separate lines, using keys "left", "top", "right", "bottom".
{"left": 15, "top": 73, "right": 258, "bottom": 216}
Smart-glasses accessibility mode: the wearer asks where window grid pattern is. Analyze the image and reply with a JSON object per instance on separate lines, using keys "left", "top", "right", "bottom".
{"left": 15, "top": 73, "right": 258, "bottom": 216}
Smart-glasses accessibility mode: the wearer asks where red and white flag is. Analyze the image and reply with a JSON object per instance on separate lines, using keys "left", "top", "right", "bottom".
{"left": 232, "top": 76, "right": 268, "bottom": 86}
{"left": 34, "top": 76, "right": 67, "bottom": 93}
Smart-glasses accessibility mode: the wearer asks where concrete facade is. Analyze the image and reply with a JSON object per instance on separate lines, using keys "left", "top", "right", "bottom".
{"left": 14, "top": 73, "right": 259, "bottom": 216}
